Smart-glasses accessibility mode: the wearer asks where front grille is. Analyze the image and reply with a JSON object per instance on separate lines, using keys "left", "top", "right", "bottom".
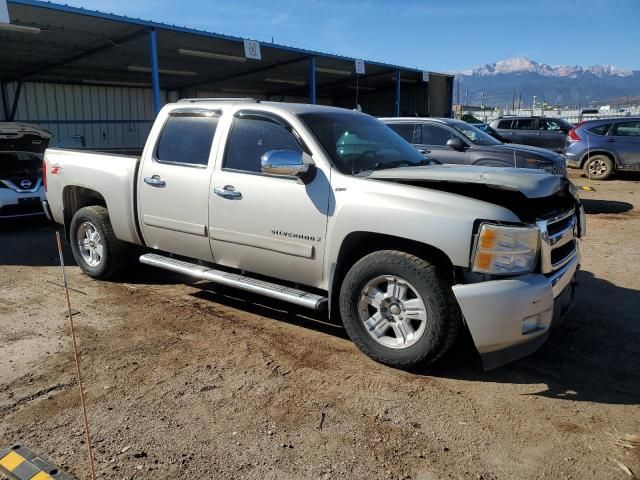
{"left": 538, "top": 209, "right": 578, "bottom": 274}
{"left": 549, "top": 162, "right": 567, "bottom": 177}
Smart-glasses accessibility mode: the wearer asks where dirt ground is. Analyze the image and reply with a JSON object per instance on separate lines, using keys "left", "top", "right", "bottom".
{"left": 1, "top": 169, "right": 639, "bottom": 480}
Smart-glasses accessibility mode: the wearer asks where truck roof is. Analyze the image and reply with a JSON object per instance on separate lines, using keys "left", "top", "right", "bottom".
{"left": 174, "top": 98, "right": 361, "bottom": 116}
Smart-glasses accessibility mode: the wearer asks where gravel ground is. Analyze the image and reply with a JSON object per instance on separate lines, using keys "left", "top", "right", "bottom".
{"left": 1, "top": 169, "right": 639, "bottom": 480}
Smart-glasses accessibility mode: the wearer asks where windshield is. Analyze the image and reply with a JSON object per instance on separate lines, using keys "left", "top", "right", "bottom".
{"left": 448, "top": 121, "right": 502, "bottom": 146}
{"left": 300, "top": 111, "right": 427, "bottom": 174}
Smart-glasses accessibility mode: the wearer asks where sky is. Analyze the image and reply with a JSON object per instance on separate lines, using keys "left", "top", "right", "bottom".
{"left": 60, "top": 0, "right": 640, "bottom": 72}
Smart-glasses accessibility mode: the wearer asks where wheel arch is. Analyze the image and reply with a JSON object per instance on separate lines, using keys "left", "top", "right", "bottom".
{"left": 62, "top": 186, "right": 107, "bottom": 239}
{"left": 579, "top": 149, "right": 618, "bottom": 168}
{"left": 328, "top": 231, "right": 455, "bottom": 318}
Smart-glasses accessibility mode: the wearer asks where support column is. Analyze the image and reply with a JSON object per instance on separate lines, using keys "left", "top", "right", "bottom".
{"left": 9, "top": 81, "right": 23, "bottom": 121}
{"left": 395, "top": 69, "right": 401, "bottom": 117}
{"left": 0, "top": 82, "right": 9, "bottom": 120}
{"left": 309, "top": 56, "right": 316, "bottom": 105}
{"left": 149, "top": 28, "right": 161, "bottom": 114}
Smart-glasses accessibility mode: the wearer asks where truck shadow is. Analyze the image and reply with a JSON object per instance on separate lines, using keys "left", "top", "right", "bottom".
{"left": 581, "top": 198, "right": 633, "bottom": 214}
{"left": 426, "top": 269, "right": 640, "bottom": 406}
{"left": 0, "top": 218, "right": 73, "bottom": 267}
{"left": 191, "top": 270, "right": 639, "bottom": 406}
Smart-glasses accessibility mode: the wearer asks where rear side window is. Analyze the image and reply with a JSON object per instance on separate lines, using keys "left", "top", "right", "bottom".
{"left": 421, "top": 124, "right": 457, "bottom": 146}
{"left": 587, "top": 124, "right": 611, "bottom": 136}
{"left": 611, "top": 121, "right": 640, "bottom": 137}
{"left": 156, "top": 114, "right": 219, "bottom": 166}
{"left": 224, "top": 115, "right": 302, "bottom": 173}
{"left": 387, "top": 123, "right": 421, "bottom": 144}
{"left": 515, "top": 119, "right": 535, "bottom": 130}
{"left": 497, "top": 120, "right": 513, "bottom": 129}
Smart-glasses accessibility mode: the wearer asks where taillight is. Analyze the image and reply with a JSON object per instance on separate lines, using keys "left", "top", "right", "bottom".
{"left": 42, "top": 158, "right": 47, "bottom": 191}
{"left": 568, "top": 128, "right": 581, "bottom": 142}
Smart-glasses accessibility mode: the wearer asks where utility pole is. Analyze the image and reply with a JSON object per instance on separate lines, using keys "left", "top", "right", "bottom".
{"left": 532, "top": 95, "right": 537, "bottom": 116}
{"left": 456, "top": 77, "right": 461, "bottom": 118}
{"left": 512, "top": 90, "right": 515, "bottom": 113}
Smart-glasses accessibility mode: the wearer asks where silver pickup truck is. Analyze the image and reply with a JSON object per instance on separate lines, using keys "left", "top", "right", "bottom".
{"left": 43, "top": 99, "right": 585, "bottom": 370}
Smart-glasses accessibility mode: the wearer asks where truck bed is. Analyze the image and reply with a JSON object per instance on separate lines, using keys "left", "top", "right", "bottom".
{"left": 44, "top": 148, "right": 143, "bottom": 245}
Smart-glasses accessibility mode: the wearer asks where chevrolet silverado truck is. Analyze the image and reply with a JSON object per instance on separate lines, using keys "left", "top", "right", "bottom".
{"left": 43, "top": 99, "right": 585, "bottom": 370}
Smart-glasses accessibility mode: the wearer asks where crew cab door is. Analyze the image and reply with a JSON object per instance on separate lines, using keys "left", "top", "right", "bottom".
{"left": 419, "top": 123, "right": 470, "bottom": 164}
{"left": 138, "top": 108, "right": 221, "bottom": 261}
{"left": 209, "top": 110, "right": 330, "bottom": 288}
{"left": 541, "top": 118, "right": 569, "bottom": 151}
{"left": 608, "top": 120, "right": 640, "bottom": 168}
{"left": 513, "top": 118, "right": 545, "bottom": 147}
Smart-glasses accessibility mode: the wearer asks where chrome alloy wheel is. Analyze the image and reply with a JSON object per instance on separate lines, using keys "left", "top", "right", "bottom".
{"left": 77, "top": 221, "right": 104, "bottom": 267}
{"left": 357, "top": 275, "right": 428, "bottom": 349}
{"left": 588, "top": 158, "right": 609, "bottom": 176}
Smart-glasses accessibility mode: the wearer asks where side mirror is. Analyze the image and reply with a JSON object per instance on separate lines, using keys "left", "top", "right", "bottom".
{"left": 261, "top": 150, "right": 310, "bottom": 177}
{"left": 446, "top": 138, "right": 465, "bottom": 150}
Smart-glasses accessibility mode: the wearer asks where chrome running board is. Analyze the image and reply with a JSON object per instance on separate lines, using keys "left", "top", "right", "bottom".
{"left": 139, "top": 253, "right": 328, "bottom": 311}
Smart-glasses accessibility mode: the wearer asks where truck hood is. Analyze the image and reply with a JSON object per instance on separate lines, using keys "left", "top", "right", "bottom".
{"left": 490, "top": 143, "right": 564, "bottom": 161}
{"left": 363, "top": 164, "right": 566, "bottom": 199}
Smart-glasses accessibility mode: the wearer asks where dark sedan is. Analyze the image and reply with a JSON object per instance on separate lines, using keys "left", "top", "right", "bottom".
{"left": 380, "top": 118, "right": 567, "bottom": 176}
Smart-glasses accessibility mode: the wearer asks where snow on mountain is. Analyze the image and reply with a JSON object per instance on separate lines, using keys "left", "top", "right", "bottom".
{"left": 458, "top": 57, "right": 633, "bottom": 78}
{"left": 453, "top": 57, "right": 639, "bottom": 106}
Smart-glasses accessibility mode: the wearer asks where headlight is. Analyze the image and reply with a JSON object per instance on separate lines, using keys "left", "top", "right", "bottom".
{"left": 472, "top": 224, "right": 539, "bottom": 275}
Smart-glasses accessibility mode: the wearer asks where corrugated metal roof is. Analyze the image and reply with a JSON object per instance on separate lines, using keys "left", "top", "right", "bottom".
{"left": 2, "top": 0, "right": 451, "bottom": 95}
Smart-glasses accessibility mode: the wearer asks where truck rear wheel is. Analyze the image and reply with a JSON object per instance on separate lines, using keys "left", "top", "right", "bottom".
{"left": 339, "top": 250, "right": 460, "bottom": 369}
{"left": 69, "top": 206, "right": 128, "bottom": 279}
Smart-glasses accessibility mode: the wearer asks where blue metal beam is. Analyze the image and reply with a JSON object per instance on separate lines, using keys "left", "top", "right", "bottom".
{"left": 149, "top": 28, "right": 161, "bottom": 114}
{"left": 7, "top": 0, "right": 427, "bottom": 75}
{"left": 9, "top": 81, "right": 23, "bottom": 121}
{"left": 17, "top": 29, "right": 149, "bottom": 79}
{"left": 395, "top": 69, "right": 401, "bottom": 117}
{"left": 309, "top": 56, "right": 316, "bottom": 104}
{"left": 0, "top": 83, "right": 9, "bottom": 120}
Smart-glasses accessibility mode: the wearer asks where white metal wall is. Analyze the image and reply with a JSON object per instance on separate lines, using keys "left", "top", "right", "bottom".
{"left": 2, "top": 81, "right": 161, "bottom": 148}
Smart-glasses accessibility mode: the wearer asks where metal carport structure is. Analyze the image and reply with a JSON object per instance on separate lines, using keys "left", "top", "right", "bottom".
{"left": 0, "top": 0, "right": 454, "bottom": 148}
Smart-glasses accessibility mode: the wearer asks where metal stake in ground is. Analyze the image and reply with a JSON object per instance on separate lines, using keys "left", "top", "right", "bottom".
{"left": 55, "top": 231, "right": 97, "bottom": 480}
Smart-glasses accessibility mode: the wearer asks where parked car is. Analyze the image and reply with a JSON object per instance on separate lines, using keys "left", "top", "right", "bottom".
{"left": 0, "top": 123, "right": 52, "bottom": 219}
{"left": 474, "top": 122, "right": 510, "bottom": 143}
{"left": 489, "top": 116, "right": 573, "bottom": 152}
{"left": 380, "top": 117, "right": 566, "bottom": 175}
{"left": 43, "top": 99, "right": 585, "bottom": 370}
{"left": 563, "top": 117, "right": 640, "bottom": 180}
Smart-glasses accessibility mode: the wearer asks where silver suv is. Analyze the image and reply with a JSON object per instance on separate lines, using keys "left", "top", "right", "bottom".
{"left": 382, "top": 117, "right": 567, "bottom": 175}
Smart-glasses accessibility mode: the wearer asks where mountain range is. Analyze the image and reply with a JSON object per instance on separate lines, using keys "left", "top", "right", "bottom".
{"left": 454, "top": 57, "right": 640, "bottom": 108}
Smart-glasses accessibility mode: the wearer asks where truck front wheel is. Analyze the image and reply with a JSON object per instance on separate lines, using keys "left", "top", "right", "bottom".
{"left": 69, "top": 206, "right": 128, "bottom": 279}
{"left": 339, "top": 250, "right": 460, "bottom": 369}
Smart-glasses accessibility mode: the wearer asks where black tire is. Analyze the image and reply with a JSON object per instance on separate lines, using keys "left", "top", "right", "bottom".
{"left": 339, "top": 250, "right": 460, "bottom": 369}
{"left": 583, "top": 154, "right": 614, "bottom": 180}
{"left": 69, "top": 205, "right": 128, "bottom": 279}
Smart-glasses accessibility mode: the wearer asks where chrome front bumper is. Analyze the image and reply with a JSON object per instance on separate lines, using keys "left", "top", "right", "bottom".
{"left": 453, "top": 250, "right": 579, "bottom": 370}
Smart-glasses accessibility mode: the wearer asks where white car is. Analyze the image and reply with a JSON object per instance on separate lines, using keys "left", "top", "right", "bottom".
{"left": 0, "top": 123, "right": 52, "bottom": 219}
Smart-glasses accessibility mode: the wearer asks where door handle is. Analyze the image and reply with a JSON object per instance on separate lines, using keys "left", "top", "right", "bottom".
{"left": 419, "top": 148, "right": 431, "bottom": 155}
{"left": 607, "top": 138, "right": 616, "bottom": 143}
{"left": 214, "top": 186, "right": 242, "bottom": 199}
{"left": 144, "top": 175, "right": 166, "bottom": 187}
